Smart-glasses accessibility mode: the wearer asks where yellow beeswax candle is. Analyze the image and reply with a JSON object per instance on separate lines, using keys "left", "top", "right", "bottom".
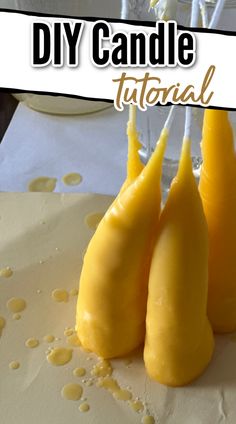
{"left": 76, "top": 129, "right": 168, "bottom": 359}
{"left": 144, "top": 137, "right": 214, "bottom": 386}
{"left": 199, "top": 109, "right": 236, "bottom": 333}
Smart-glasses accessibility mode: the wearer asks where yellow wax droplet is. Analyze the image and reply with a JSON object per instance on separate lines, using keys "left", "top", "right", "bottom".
{"left": 73, "top": 367, "right": 86, "bottom": 377}
{"left": 79, "top": 402, "right": 90, "bottom": 412}
{"left": 28, "top": 176, "right": 57, "bottom": 192}
{"left": 69, "top": 288, "right": 78, "bottom": 297}
{"left": 96, "top": 377, "right": 120, "bottom": 393}
{"left": 43, "top": 334, "right": 55, "bottom": 343}
{"left": 85, "top": 212, "right": 104, "bottom": 230}
{"left": 62, "top": 173, "right": 82, "bottom": 186}
{"left": 9, "top": 361, "right": 20, "bottom": 370}
{"left": 7, "top": 297, "right": 26, "bottom": 313}
{"left": 85, "top": 379, "right": 94, "bottom": 387}
{"left": 129, "top": 400, "right": 144, "bottom": 413}
{"left": 13, "top": 313, "right": 21, "bottom": 320}
{"left": 61, "top": 383, "right": 83, "bottom": 401}
{"left": 67, "top": 333, "right": 81, "bottom": 347}
{"left": 64, "top": 328, "right": 74, "bottom": 337}
{"left": 91, "top": 359, "right": 113, "bottom": 377}
{"left": 51, "top": 288, "right": 69, "bottom": 303}
{"left": 25, "top": 338, "right": 39, "bottom": 348}
{"left": 113, "top": 389, "right": 132, "bottom": 401}
{"left": 0, "top": 267, "right": 13, "bottom": 278}
{"left": 47, "top": 347, "right": 73, "bottom": 366}
{"left": 142, "top": 415, "right": 155, "bottom": 424}
{"left": 0, "top": 316, "right": 6, "bottom": 330}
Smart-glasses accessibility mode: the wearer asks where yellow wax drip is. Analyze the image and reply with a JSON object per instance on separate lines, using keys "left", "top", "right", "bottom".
{"left": 47, "top": 347, "right": 72, "bottom": 366}
{"left": 144, "top": 137, "right": 214, "bottom": 386}
{"left": 61, "top": 383, "right": 83, "bottom": 401}
{"left": 199, "top": 109, "right": 236, "bottom": 333}
{"left": 0, "top": 267, "right": 13, "bottom": 278}
{"left": 120, "top": 105, "right": 144, "bottom": 192}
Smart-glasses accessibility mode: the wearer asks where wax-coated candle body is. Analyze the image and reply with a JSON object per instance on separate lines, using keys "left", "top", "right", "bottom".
{"left": 144, "top": 138, "right": 214, "bottom": 386}
{"left": 76, "top": 125, "right": 167, "bottom": 358}
{"left": 199, "top": 109, "right": 236, "bottom": 333}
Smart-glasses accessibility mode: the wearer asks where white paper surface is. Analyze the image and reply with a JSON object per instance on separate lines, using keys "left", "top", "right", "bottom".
{"left": 0, "top": 191, "right": 236, "bottom": 424}
{"left": 0, "top": 103, "right": 128, "bottom": 194}
{"left": 0, "top": 102, "right": 206, "bottom": 194}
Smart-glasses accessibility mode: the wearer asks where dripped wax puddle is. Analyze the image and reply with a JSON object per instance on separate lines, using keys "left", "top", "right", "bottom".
{"left": 97, "top": 376, "right": 132, "bottom": 400}
{"left": 9, "top": 361, "right": 20, "bottom": 370}
{"left": 97, "top": 377, "right": 119, "bottom": 392}
{"left": 79, "top": 402, "right": 90, "bottom": 412}
{"left": 91, "top": 359, "right": 113, "bottom": 377}
{"left": 51, "top": 289, "right": 69, "bottom": 303}
{"left": 28, "top": 177, "right": 57, "bottom": 192}
{"left": 67, "top": 333, "right": 81, "bottom": 347}
{"left": 7, "top": 297, "right": 26, "bottom": 313}
{"left": 62, "top": 173, "right": 82, "bottom": 186}
{"left": 69, "top": 288, "right": 78, "bottom": 297}
{"left": 141, "top": 415, "right": 155, "bottom": 424}
{"left": 73, "top": 367, "right": 86, "bottom": 377}
{"left": 25, "top": 338, "right": 39, "bottom": 348}
{"left": 113, "top": 389, "right": 132, "bottom": 401}
{"left": 0, "top": 316, "right": 6, "bottom": 336}
{"left": 129, "top": 400, "right": 144, "bottom": 413}
{"left": 84, "top": 212, "right": 104, "bottom": 230}
{"left": 0, "top": 316, "right": 6, "bottom": 330}
{"left": 64, "top": 328, "right": 74, "bottom": 337}
{"left": 13, "top": 313, "right": 21, "bottom": 320}
{"left": 47, "top": 347, "right": 73, "bottom": 366}
{"left": 0, "top": 267, "right": 13, "bottom": 278}
{"left": 43, "top": 335, "right": 55, "bottom": 343}
{"left": 61, "top": 383, "right": 83, "bottom": 401}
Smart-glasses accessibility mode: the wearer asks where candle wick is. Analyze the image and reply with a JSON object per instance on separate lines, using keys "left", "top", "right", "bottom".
{"left": 199, "top": 0, "right": 209, "bottom": 29}
{"left": 209, "top": 0, "right": 226, "bottom": 29}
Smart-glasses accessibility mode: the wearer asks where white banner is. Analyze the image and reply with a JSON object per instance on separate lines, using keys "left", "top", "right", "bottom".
{"left": 0, "top": 10, "right": 235, "bottom": 111}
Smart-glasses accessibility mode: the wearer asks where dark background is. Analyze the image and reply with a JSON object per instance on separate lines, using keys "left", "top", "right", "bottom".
{"left": 0, "top": 93, "right": 18, "bottom": 142}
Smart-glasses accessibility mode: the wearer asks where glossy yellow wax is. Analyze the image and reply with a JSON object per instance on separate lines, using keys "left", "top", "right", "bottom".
{"left": 76, "top": 129, "right": 167, "bottom": 359}
{"left": 199, "top": 109, "right": 236, "bottom": 333}
{"left": 144, "top": 138, "right": 214, "bottom": 387}
{"left": 120, "top": 105, "right": 144, "bottom": 192}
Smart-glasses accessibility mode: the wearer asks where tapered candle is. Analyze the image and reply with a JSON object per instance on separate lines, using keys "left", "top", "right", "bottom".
{"left": 199, "top": 109, "right": 236, "bottom": 333}
{"left": 144, "top": 137, "right": 214, "bottom": 386}
{"left": 76, "top": 126, "right": 167, "bottom": 358}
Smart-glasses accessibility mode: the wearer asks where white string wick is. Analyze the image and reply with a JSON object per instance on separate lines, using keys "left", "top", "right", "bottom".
{"left": 199, "top": 0, "right": 209, "bottom": 28}
{"left": 183, "top": 0, "right": 200, "bottom": 140}
{"left": 163, "top": 105, "right": 176, "bottom": 132}
{"left": 129, "top": 104, "right": 136, "bottom": 129}
{"left": 121, "top": 0, "right": 129, "bottom": 20}
{"left": 209, "top": 0, "right": 226, "bottom": 29}
{"left": 184, "top": 106, "right": 192, "bottom": 140}
{"left": 190, "top": 0, "right": 200, "bottom": 27}
{"left": 184, "top": 0, "right": 225, "bottom": 141}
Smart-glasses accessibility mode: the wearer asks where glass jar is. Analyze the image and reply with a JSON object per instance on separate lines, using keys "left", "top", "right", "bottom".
{"left": 0, "top": 0, "right": 122, "bottom": 115}
{"left": 124, "top": 0, "right": 236, "bottom": 195}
